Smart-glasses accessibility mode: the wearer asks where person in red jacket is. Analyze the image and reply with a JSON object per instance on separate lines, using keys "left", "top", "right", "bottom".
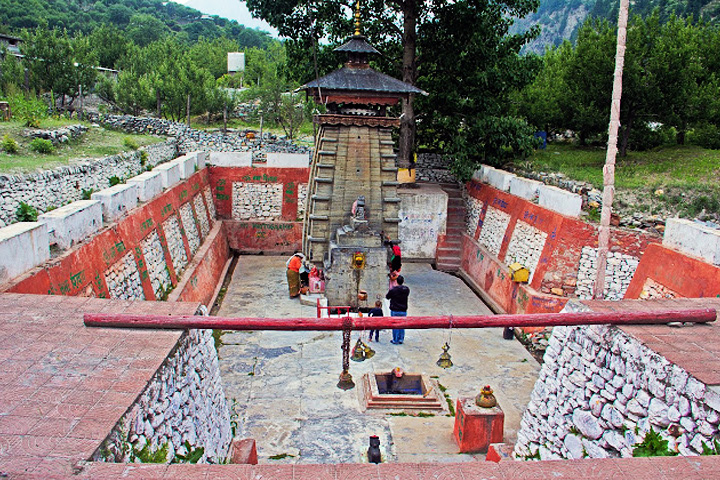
{"left": 286, "top": 252, "right": 304, "bottom": 298}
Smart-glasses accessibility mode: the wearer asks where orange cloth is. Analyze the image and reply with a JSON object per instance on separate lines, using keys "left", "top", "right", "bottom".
{"left": 287, "top": 255, "right": 302, "bottom": 273}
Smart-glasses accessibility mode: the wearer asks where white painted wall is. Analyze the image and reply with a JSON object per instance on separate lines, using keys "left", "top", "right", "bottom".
{"left": 663, "top": 218, "right": 720, "bottom": 266}
{"left": 92, "top": 184, "right": 139, "bottom": 222}
{"left": 537, "top": 185, "right": 582, "bottom": 218}
{"left": 0, "top": 222, "right": 49, "bottom": 284}
{"left": 398, "top": 184, "right": 448, "bottom": 260}
{"left": 153, "top": 161, "right": 182, "bottom": 189}
{"left": 38, "top": 200, "right": 102, "bottom": 250}
{"left": 126, "top": 171, "right": 164, "bottom": 202}
{"left": 265, "top": 152, "right": 310, "bottom": 168}
{"left": 208, "top": 152, "right": 252, "bottom": 167}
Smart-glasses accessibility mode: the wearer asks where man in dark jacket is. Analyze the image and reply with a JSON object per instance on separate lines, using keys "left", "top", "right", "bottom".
{"left": 386, "top": 275, "right": 409, "bottom": 344}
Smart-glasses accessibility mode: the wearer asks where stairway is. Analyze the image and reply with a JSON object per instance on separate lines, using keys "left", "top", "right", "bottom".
{"left": 435, "top": 183, "right": 466, "bottom": 272}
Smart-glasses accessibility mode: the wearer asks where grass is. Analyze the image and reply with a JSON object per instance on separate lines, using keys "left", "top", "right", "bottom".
{"left": 527, "top": 143, "right": 720, "bottom": 190}
{"left": 0, "top": 120, "right": 164, "bottom": 174}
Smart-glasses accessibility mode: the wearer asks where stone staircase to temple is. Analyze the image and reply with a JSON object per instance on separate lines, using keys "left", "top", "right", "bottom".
{"left": 435, "top": 183, "right": 466, "bottom": 272}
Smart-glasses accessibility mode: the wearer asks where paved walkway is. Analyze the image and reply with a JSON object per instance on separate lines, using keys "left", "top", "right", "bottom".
{"left": 216, "top": 256, "right": 541, "bottom": 464}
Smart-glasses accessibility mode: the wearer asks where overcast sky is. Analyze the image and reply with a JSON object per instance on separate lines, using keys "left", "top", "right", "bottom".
{"left": 169, "top": 0, "right": 278, "bottom": 37}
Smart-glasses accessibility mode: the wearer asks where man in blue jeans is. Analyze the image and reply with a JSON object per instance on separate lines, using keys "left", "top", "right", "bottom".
{"left": 386, "top": 275, "right": 410, "bottom": 344}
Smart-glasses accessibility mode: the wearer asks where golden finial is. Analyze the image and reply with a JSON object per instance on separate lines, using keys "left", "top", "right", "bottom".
{"left": 354, "top": 1, "right": 361, "bottom": 36}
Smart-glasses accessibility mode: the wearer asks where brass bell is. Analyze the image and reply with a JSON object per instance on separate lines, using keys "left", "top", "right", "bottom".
{"left": 436, "top": 342, "right": 453, "bottom": 369}
{"left": 351, "top": 338, "right": 366, "bottom": 362}
{"left": 363, "top": 341, "right": 376, "bottom": 359}
{"left": 337, "top": 369, "right": 355, "bottom": 390}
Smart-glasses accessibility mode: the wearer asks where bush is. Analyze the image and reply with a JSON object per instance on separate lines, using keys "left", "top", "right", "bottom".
{"left": 29, "top": 138, "right": 54, "bottom": 154}
{"left": 15, "top": 202, "right": 38, "bottom": 222}
{"left": 1, "top": 134, "right": 18, "bottom": 154}
{"left": 9, "top": 93, "right": 48, "bottom": 128}
{"left": 123, "top": 137, "right": 139, "bottom": 150}
{"left": 81, "top": 188, "right": 94, "bottom": 200}
{"left": 140, "top": 150, "right": 148, "bottom": 166}
{"left": 108, "top": 175, "right": 122, "bottom": 186}
{"left": 689, "top": 123, "right": 720, "bottom": 150}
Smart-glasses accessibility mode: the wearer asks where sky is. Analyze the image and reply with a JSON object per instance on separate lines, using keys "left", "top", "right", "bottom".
{"left": 169, "top": 0, "right": 278, "bottom": 37}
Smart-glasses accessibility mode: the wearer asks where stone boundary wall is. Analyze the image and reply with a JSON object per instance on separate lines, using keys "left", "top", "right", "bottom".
{"left": 515, "top": 307, "right": 720, "bottom": 460}
{"left": 415, "top": 153, "right": 457, "bottom": 184}
{"left": 0, "top": 139, "right": 177, "bottom": 227}
{"left": 96, "top": 329, "right": 233, "bottom": 464}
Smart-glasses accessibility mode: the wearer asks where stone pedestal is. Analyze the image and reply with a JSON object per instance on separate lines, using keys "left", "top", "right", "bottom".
{"left": 453, "top": 397, "right": 504, "bottom": 453}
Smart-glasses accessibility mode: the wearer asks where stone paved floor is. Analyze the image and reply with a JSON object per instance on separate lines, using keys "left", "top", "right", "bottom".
{"left": 216, "top": 256, "right": 541, "bottom": 464}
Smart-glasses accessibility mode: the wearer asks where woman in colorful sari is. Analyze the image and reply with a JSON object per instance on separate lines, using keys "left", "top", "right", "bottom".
{"left": 286, "top": 252, "right": 304, "bottom": 298}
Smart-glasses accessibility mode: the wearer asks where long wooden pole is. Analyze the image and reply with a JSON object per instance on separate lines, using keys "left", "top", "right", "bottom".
{"left": 594, "top": 0, "right": 630, "bottom": 299}
{"left": 84, "top": 309, "right": 716, "bottom": 331}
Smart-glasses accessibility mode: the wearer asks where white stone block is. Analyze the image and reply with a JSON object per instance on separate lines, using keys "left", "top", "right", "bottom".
{"left": 265, "top": 152, "right": 310, "bottom": 168}
{"left": 208, "top": 152, "right": 252, "bottom": 167}
{"left": 0, "top": 222, "right": 49, "bottom": 284}
{"left": 153, "top": 161, "right": 182, "bottom": 189}
{"left": 193, "top": 151, "right": 208, "bottom": 170}
{"left": 398, "top": 184, "right": 448, "bottom": 260}
{"left": 663, "top": 218, "right": 720, "bottom": 266}
{"left": 126, "top": 171, "right": 163, "bottom": 202}
{"left": 37, "top": 200, "right": 102, "bottom": 250}
{"left": 510, "top": 176, "right": 543, "bottom": 201}
{"left": 538, "top": 185, "right": 582, "bottom": 218}
{"left": 174, "top": 153, "right": 197, "bottom": 179}
{"left": 485, "top": 168, "right": 516, "bottom": 191}
{"left": 92, "top": 184, "right": 139, "bottom": 222}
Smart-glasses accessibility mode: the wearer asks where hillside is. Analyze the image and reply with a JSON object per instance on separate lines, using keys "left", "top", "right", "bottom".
{"left": 514, "top": 0, "right": 720, "bottom": 53}
{"left": 0, "top": 0, "right": 271, "bottom": 48}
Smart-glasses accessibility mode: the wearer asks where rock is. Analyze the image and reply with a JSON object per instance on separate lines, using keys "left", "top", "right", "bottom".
{"left": 573, "top": 410, "right": 603, "bottom": 440}
{"left": 648, "top": 398, "right": 670, "bottom": 427}
{"left": 563, "top": 434, "right": 584, "bottom": 459}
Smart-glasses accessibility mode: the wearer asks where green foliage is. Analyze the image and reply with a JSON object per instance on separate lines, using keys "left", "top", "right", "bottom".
{"left": 632, "top": 428, "right": 678, "bottom": 457}
{"left": 29, "top": 138, "right": 54, "bottom": 154}
{"left": 132, "top": 442, "right": 169, "bottom": 463}
{"left": 140, "top": 150, "right": 148, "bottom": 166}
{"left": 81, "top": 188, "right": 94, "bottom": 200}
{"left": 172, "top": 441, "right": 204, "bottom": 464}
{"left": 15, "top": 202, "right": 38, "bottom": 222}
{"left": 268, "top": 453, "right": 295, "bottom": 460}
{"left": 689, "top": 123, "right": 720, "bottom": 150}
{"left": 123, "top": 137, "right": 139, "bottom": 150}
{"left": 8, "top": 93, "right": 48, "bottom": 128}
{"left": 701, "top": 439, "right": 720, "bottom": 455}
{"left": 1, "top": 134, "right": 18, "bottom": 153}
{"left": 108, "top": 175, "right": 122, "bottom": 186}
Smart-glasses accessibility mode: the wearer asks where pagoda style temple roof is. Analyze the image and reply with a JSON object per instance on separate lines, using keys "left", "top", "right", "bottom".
{"left": 334, "top": 35, "right": 381, "bottom": 55}
{"left": 303, "top": 66, "right": 426, "bottom": 96}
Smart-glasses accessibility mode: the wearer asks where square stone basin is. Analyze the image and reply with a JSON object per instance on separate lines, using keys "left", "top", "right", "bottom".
{"left": 361, "top": 372, "right": 445, "bottom": 411}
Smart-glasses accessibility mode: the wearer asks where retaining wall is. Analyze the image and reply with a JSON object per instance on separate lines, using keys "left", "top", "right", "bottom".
{"left": 515, "top": 302, "right": 720, "bottom": 460}
{"left": 96, "top": 329, "right": 233, "bottom": 464}
{"left": 0, "top": 140, "right": 177, "bottom": 227}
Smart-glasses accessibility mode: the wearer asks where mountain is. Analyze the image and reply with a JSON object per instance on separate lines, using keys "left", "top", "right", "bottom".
{"left": 514, "top": 0, "right": 720, "bottom": 54}
{"left": 0, "top": 0, "right": 272, "bottom": 48}
{"left": 177, "top": 0, "right": 277, "bottom": 36}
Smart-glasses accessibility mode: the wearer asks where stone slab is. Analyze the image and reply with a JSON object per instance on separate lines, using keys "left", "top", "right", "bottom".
{"left": 265, "top": 152, "right": 310, "bottom": 168}
{"left": 126, "top": 170, "right": 164, "bottom": 202}
{"left": 537, "top": 184, "right": 582, "bottom": 218}
{"left": 37, "top": 200, "right": 102, "bottom": 250}
{"left": 484, "top": 168, "right": 515, "bottom": 192}
{"left": 509, "top": 176, "right": 543, "bottom": 201}
{"left": 208, "top": 152, "right": 252, "bottom": 167}
{"left": 0, "top": 222, "right": 49, "bottom": 284}
{"left": 91, "top": 183, "right": 139, "bottom": 222}
{"left": 663, "top": 218, "right": 720, "bottom": 266}
{"left": 174, "top": 153, "right": 197, "bottom": 179}
{"left": 194, "top": 150, "right": 208, "bottom": 170}
{"left": 153, "top": 161, "right": 182, "bottom": 189}
{"left": 398, "top": 184, "right": 447, "bottom": 260}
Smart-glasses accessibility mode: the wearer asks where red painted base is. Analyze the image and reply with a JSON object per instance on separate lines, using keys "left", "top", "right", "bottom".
{"left": 230, "top": 438, "right": 258, "bottom": 465}
{"left": 453, "top": 397, "right": 504, "bottom": 454}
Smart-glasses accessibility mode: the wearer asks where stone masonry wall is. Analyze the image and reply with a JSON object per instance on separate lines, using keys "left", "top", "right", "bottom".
{"left": 104, "top": 252, "right": 145, "bottom": 301}
{"left": 416, "top": 153, "right": 457, "bottom": 183}
{"left": 505, "top": 220, "right": 548, "bottom": 283}
{"left": 141, "top": 230, "right": 172, "bottom": 300}
{"left": 163, "top": 215, "right": 189, "bottom": 277}
{"left": 0, "top": 140, "right": 177, "bottom": 227}
{"left": 465, "top": 195, "right": 484, "bottom": 237}
{"left": 232, "top": 182, "right": 283, "bottom": 220}
{"left": 477, "top": 206, "right": 511, "bottom": 257}
{"left": 515, "top": 305, "right": 720, "bottom": 460}
{"left": 180, "top": 203, "right": 200, "bottom": 255}
{"left": 576, "top": 247, "right": 640, "bottom": 300}
{"left": 95, "top": 329, "right": 233, "bottom": 464}
{"left": 204, "top": 187, "right": 216, "bottom": 221}
{"left": 194, "top": 195, "right": 210, "bottom": 239}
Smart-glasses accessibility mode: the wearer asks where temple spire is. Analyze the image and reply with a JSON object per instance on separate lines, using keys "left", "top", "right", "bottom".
{"left": 354, "top": 1, "right": 361, "bottom": 36}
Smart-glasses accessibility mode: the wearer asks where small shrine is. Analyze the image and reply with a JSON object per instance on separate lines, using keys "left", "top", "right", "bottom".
{"left": 300, "top": 7, "right": 426, "bottom": 307}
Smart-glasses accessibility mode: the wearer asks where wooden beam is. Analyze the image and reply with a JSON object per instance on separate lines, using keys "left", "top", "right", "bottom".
{"left": 84, "top": 309, "right": 716, "bottom": 331}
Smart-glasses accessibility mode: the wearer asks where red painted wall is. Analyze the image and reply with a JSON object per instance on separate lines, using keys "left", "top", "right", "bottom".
{"left": 625, "top": 243, "right": 720, "bottom": 299}
{"left": 5, "top": 170, "right": 216, "bottom": 300}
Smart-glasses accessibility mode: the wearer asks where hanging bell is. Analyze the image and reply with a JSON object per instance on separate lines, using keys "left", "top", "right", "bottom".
{"left": 351, "top": 338, "right": 366, "bottom": 362}
{"left": 337, "top": 369, "right": 355, "bottom": 390}
{"left": 436, "top": 342, "right": 453, "bottom": 369}
{"left": 363, "top": 341, "right": 376, "bottom": 359}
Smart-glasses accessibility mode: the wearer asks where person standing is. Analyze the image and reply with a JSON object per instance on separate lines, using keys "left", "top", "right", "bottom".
{"left": 386, "top": 275, "right": 409, "bottom": 344}
{"left": 286, "top": 252, "right": 304, "bottom": 298}
{"left": 367, "top": 300, "right": 383, "bottom": 342}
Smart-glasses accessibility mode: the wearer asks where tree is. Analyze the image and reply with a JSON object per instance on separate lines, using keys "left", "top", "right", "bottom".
{"left": 126, "top": 13, "right": 169, "bottom": 47}
{"left": 88, "top": 24, "right": 131, "bottom": 69}
{"left": 416, "top": 0, "right": 541, "bottom": 179}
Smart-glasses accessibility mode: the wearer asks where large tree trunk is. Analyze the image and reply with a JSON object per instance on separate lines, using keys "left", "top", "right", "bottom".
{"left": 619, "top": 103, "right": 633, "bottom": 157}
{"left": 397, "top": 0, "right": 417, "bottom": 170}
{"left": 594, "top": 0, "right": 629, "bottom": 300}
